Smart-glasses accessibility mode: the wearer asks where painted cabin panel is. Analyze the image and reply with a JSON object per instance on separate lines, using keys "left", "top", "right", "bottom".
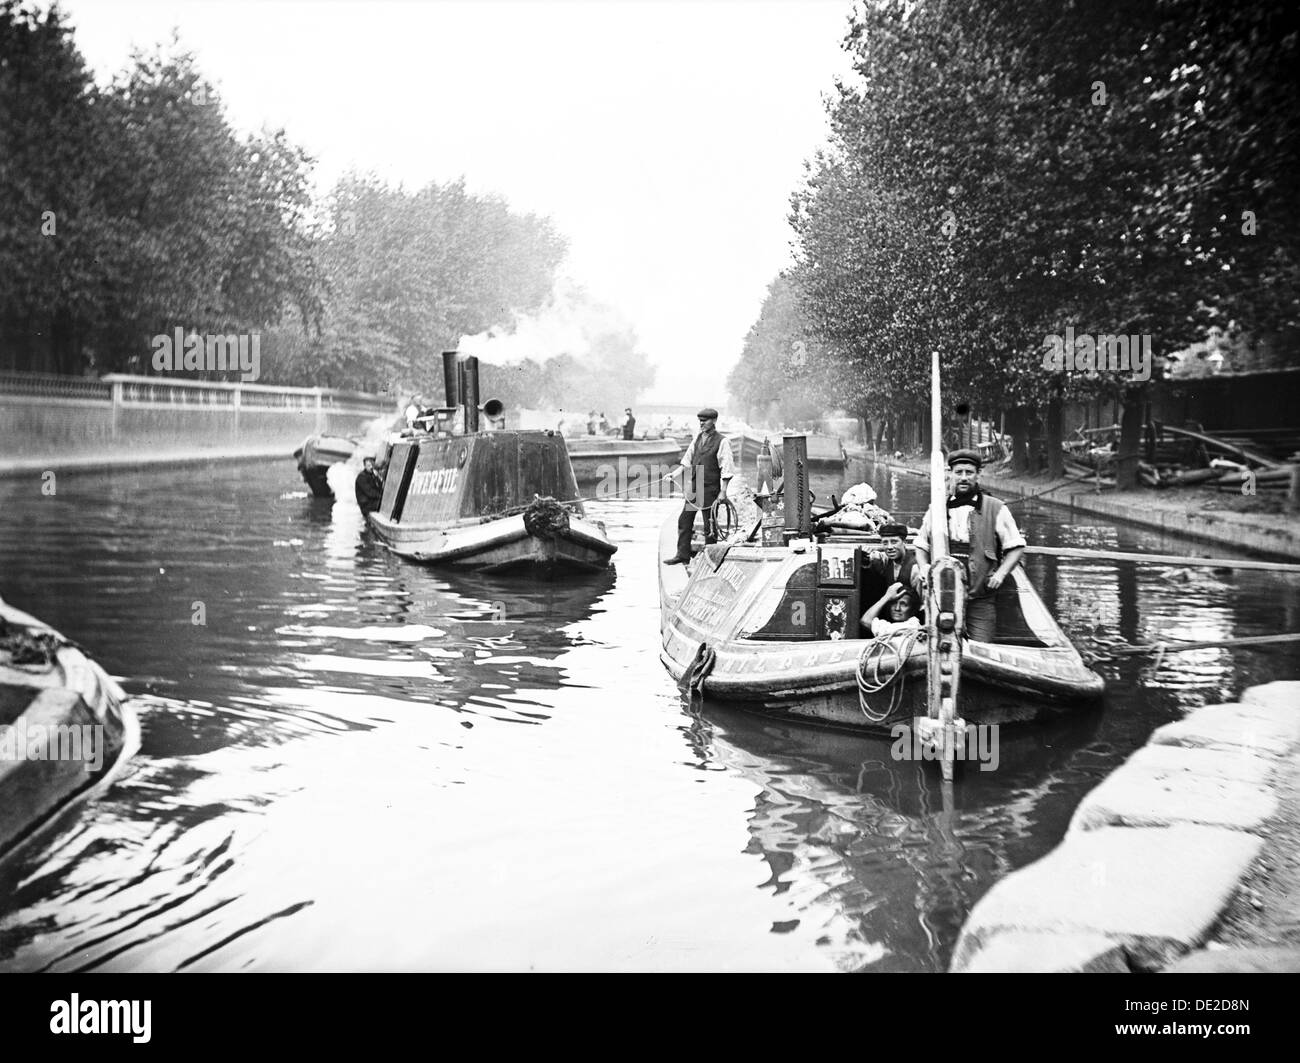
{"left": 402, "top": 438, "right": 471, "bottom": 525}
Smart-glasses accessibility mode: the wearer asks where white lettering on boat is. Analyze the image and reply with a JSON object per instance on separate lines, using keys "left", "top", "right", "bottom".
{"left": 410, "top": 467, "right": 459, "bottom": 495}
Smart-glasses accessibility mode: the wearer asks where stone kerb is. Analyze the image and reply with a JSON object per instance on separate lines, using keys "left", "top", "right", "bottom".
{"left": 950, "top": 681, "right": 1300, "bottom": 973}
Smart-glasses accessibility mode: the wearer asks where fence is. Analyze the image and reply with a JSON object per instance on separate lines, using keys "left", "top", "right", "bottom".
{"left": 0, "top": 372, "right": 396, "bottom": 460}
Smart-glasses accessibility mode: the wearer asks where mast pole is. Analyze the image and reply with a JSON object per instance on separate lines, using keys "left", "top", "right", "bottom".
{"left": 922, "top": 350, "right": 966, "bottom": 781}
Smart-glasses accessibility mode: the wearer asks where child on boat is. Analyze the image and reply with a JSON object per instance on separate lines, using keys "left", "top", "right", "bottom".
{"left": 861, "top": 582, "right": 922, "bottom": 637}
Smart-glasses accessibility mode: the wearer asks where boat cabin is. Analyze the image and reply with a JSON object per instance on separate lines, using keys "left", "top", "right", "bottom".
{"left": 378, "top": 430, "right": 581, "bottom": 527}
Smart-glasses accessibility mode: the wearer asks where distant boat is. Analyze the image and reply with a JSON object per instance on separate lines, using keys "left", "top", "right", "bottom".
{"left": 1, "top": 595, "right": 139, "bottom": 868}
{"left": 293, "top": 434, "right": 357, "bottom": 498}
{"left": 566, "top": 435, "right": 683, "bottom": 482}
{"left": 804, "top": 432, "right": 849, "bottom": 468}
{"left": 366, "top": 352, "right": 617, "bottom": 572}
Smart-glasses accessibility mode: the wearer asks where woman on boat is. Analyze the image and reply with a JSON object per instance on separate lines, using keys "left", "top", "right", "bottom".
{"left": 861, "top": 582, "right": 922, "bottom": 637}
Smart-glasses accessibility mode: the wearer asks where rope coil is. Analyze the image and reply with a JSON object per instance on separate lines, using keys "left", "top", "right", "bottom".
{"left": 856, "top": 628, "right": 923, "bottom": 723}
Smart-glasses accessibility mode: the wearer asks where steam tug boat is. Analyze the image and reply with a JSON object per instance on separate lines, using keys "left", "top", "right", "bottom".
{"left": 1, "top": 595, "right": 139, "bottom": 867}
{"left": 367, "top": 351, "right": 617, "bottom": 572}
{"left": 659, "top": 434, "right": 1103, "bottom": 734}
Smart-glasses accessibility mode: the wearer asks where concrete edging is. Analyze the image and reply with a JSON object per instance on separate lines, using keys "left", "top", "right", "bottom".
{"left": 949, "top": 681, "right": 1300, "bottom": 972}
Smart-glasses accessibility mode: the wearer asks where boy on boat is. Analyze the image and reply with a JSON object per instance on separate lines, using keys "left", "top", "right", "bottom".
{"left": 913, "top": 448, "right": 1026, "bottom": 642}
{"left": 864, "top": 521, "right": 917, "bottom": 599}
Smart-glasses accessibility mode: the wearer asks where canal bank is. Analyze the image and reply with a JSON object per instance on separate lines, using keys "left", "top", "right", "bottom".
{"left": 0, "top": 444, "right": 289, "bottom": 478}
{"left": 950, "top": 681, "right": 1300, "bottom": 973}
{"left": 869, "top": 453, "right": 1300, "bottom": 561}
{"left": 0, "top": 371, "right": 393, "bottom": 480}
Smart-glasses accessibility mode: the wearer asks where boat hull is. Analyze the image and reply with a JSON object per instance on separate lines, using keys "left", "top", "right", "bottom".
{"left": 369, "top": 511, "right": 616, "bottom": 572}
{"left": 657, "top": 518, "right": 1102, "bottom": 735}
{"left": 566, "top": 437, "right": 684, "bottom": 483}
{"left": 1, "top": 597, "right": 139, "bottom": 867}
{"left": 294, "top": 434, "right": 358, "bottom": 498}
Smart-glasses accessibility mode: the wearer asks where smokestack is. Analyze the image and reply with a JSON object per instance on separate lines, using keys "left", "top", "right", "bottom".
{"left": 442, "top": 350, "right": 460, "bottom": 409}
{"left": 462, "top": 355, "right": 480, "bottom": 432}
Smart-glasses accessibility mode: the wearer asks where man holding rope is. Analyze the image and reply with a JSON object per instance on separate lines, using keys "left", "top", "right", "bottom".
{"left": 664, "top": 407, "right": 734, "bottom": 564}
{"left": 913, "top": 448, "right": 1025, "bottom": 641}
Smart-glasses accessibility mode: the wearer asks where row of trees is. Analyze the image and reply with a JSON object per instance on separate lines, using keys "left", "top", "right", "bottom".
{"left": 0, "top": 3, "right": 593, "bottom": 397}
{"left": 730, "top": 0, "right": 1299, "bottom": 485}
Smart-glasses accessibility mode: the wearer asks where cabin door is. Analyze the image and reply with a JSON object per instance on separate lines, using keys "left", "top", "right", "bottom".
{"left": 384, "top": 443, "right": 420, "bottom": 523}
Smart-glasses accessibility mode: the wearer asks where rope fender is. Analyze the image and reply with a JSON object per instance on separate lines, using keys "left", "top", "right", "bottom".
{"left": 682, "top": 641, "right": 717, "bottom": 698}
{"left": 523, "top": 496, "right": 571, "bottom": 540}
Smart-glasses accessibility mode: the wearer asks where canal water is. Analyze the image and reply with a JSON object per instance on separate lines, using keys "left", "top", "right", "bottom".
{"left": 1, "top": 458, "right": 1297, "bottom": 971}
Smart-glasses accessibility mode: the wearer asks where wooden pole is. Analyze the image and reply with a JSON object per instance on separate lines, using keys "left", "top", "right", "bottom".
{"left": 1099, "top": 631, "right": 1300, "bottom": 657}
{"left": 1288, "top": 465, "right": 1300, "bottom": 513}
{"left": 923, "top": 350, "right": 963, "bottom": 781}
{"left": 1023, "top": 545, "right": 1300, "bottom": 573}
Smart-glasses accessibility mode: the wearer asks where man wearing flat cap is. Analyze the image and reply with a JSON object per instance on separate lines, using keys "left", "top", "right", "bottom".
{"left": 863, "top": 521, "right": 918, "bottom": 606}
{"left": 913, "top": 448, "right": 1025, "bottom": 641}
{"left": 665, "top": 407, "right": 735, "bottom": 563}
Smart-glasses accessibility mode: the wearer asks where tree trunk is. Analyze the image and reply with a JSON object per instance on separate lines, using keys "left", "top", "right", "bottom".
{"left": 1008, "top": 407, "right": 1030, "bottom": 475}
{"left": 1025, "top": 408, "right": 1044, "bottom": 474}
{"left": 1116, "top": 386, "right": 1145, "bottom": 490}
{"left": 1046, "top": 393, "right": 1065, "bottom": 479}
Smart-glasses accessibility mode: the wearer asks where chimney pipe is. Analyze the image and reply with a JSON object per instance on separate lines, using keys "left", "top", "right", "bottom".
{"left": 462, "top": 355, "right": 480, "bottom": 433}
{"left": 442, "top": 350, "right": 460, "bottom": 409}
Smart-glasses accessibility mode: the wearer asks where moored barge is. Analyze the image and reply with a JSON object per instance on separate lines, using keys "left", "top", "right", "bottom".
{"left": 1, "top": 595, "right": 139, "bottom": 867}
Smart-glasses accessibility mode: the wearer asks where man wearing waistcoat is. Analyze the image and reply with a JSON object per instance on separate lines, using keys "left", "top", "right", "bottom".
{"left": 664, "top": 407, "right": 735, "bottom": 564}
{"left": 913, "top": 449, "right": 1025, "bottom": 642}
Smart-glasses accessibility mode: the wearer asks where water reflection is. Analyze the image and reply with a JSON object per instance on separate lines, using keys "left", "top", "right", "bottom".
{"left": 681, "top": 698, "right": 1103, "bottom": 970}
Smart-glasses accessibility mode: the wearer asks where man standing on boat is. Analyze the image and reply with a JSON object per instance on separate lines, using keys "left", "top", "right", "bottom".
{"left": 354, "top": 456, "right": 385, "bottom": 517}
{"left": 913, "top": 449, "right": 1025, "bottom": 641}
{"left": 622, "top": 407, "right": 636, "bottom": 440}
{"left": 664, "top": 407, "right": 735, "bottom": 564}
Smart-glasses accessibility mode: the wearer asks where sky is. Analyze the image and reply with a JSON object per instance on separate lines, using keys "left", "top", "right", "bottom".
{"left": 56, "top": 0, "right": 857, "bottom": 406}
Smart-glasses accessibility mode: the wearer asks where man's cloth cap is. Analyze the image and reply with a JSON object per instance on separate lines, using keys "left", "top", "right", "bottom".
{"left": 697, "top": 408, "right": 719, "bottom": 419}
{"left": 947, "top": 448, "right": 982, "bottom": 469}
{"left": 879, "top": 522, "right": 909, "bottom": 538}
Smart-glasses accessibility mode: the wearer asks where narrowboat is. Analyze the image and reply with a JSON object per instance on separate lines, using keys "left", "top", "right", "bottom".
{"left": 1, "top": 595, "right": 139, "bottom": 867}
{"left": 367, "top": 351, "right": 617, "bottom": 572}
{"left": 804, "top": 432, "right": 849, "bottom": 468}
{"left": 566, "top": 435, "right": 683, "bottom": 483}
{"left": 659, "top": 433, "right": 1103, "bottom": 734}
{"left": 293, "top": 434, "right": 358, "bottom": 498}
